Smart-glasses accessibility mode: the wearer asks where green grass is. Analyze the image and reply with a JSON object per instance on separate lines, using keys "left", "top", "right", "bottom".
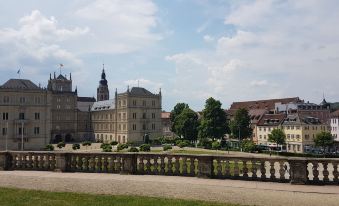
{"left": 0, "top": 187, "right": 239, "bottom": 206}
{"left": 167, "top": 149, "right": 225, "bottom": 155}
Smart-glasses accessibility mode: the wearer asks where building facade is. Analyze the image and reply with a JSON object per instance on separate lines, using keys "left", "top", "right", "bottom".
{"left": 0, "top": 79, "right": 51, "bottom": 150}
{"left": 330, "top": 110, "right": 339, "bottom": 141}
{"left": 256, "top": 113, "right": 285, "bottom": 147}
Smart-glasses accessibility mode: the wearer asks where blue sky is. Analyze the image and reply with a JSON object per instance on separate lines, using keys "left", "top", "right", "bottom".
{"left": 1, "top": 0, "right": 339, "bottom": 111}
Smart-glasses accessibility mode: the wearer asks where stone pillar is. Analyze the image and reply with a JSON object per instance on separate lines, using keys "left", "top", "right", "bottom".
{"left": 198, "top": 155, "right": 213, "bottom": 178}
{"left": 54, "top": 153, "right": 68, "bottom": 172}
{"left": 120, "top": 153, "right": 137, "bottom": 175}
{"left": 0, "top": 152, "right": 11, "bottom": 170}
{"left": 289, "top": 159, "right": 308, "bottom": 185}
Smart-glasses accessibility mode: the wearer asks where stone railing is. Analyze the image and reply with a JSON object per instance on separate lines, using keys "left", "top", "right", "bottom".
{"left": 1, "top": 151, "right": 339, "bottom": 185}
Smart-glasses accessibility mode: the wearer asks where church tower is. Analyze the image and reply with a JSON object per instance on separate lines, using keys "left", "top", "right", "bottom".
{"left": 97, "top": 65, "right": 109, "bottom": 101}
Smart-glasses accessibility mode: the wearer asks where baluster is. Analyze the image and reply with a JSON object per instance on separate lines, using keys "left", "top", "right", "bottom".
{"left": 322, "top": 162, "right": 329, "bottom": 182}
{"left": 189, "top": 157, "right": 195, "bottom": 176}
{"left": 38, "top": 155, "right": 43, "bottom": 169}
{"left": 312, "top": 162, "right": 319, "bottom": 182}
{"left": 251, "top": 160, "right": 257, "bottom": 179}
{"left": 269, "top": 160, "right": 276, "bottom": 180}
{"left": 333, "top": 162, "right": 339, "bottom": 184}
{"left": 90, "top": 156, "right": 96, "bottom": 172}
{"left": 167, "top": 157, "right": 173, "bottom": 175}
{"left": 234, "top": 160, "right": 239, "bottom": 177}
{"left": 138, "top": 156, "right": 144, "bottom": 174}
{"left": 33, "top": 155, "right": 38, "bottom": 170}
{"left": 224, "top": 160, "right": 230, "bottom": 177}
{"left": 50, "top": 155, "right": 56, "bottom": 170}
{"left": 22, "top": 154, "right": 27, "bottom": 169}
{"left": 44, "top": 154, "right": 50, "bottom": 170}
{"left": 96, "top": 156, "right": 102, "bottom": 172}
{"left": 102, "top": 155, "right": 108, "bottom": 173}
{"left": 243, "top": 160, "right": 249, "bottom": 178}
{"left": 174, "top": 157, "right": 180, "bottom": 175}
{"left": 16, "top": 154, "right": 21, "bottom": 169}
{"left": 145, "top": 156, "right": 151, "bottom": 174}
{"left": 159, "top": 156, "right": 165, "bottom": 175}
{"left": 153, "top": 156, "right": 159, "bottom": 175}
{"left": 279, "top": 161, "right": 286, "bottom": 181}
{"left": 83, "top": 156, "right": 89, "bottom": 172}
{"left": 182, "top": 157, "right": 188, "bottom": 175}
{"left": 78, "top": 155, "right": 83, "bottom": 171}
{"left": 27, "top": 154, "right": 32, "bottom": 169}
{"left": 216, "top": 159, "right": 222, "bottom": 177}
{"left": 260, "top": 160, "right": 266, "bottom": 179}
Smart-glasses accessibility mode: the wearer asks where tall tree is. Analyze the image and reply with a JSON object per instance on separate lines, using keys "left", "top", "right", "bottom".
{"left": 314, "top": 131, "right": 333, "bottom": 152}
{"left": 229, "top": 108, "right": 252, "bottom": 140}
{"left": 268, "top": 128, "right": 286, "bottom": 149}
{"left": 170, "top": 103, "right": 189, "bottom": 134}
{"left": 198, "top": 97, "right": 228, "bottom": 140}
{"left": 174, "top": 108, "right": 199, "bottom": 142}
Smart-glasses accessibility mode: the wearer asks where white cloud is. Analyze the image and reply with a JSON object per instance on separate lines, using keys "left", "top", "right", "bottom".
{"left": 124, "top": 78, "right": 162, "bottom": 93}
{"left": 250, "top": 80, "right": 268, "bottom": 87}
{"left": 203, "top": 35, "right": 214, "bottom": 42}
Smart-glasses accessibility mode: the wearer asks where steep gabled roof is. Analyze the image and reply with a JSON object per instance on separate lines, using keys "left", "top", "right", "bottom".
{"left": 129, "top": 87, "right": 154, "bottom": 96}
{"left": 0, "top": 79, "right": 40, "bottom": 90}
{"left": 91, "top": 99, "right": 115, "bottom": 111}
{"left": 57, "top": 74, "right": 67, "bottom": 80}
{"left": 257, "top": 113, "right": 286, "bottom": 126}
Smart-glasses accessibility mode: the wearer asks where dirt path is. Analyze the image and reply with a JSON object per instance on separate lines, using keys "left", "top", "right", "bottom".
{"left": 1, "top": 171, "right": 339, "bottom": 206}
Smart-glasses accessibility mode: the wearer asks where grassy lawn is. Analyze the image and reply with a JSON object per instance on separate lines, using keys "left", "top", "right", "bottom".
{"left": 0, "top": 187, "right": 239, "bottom": 206}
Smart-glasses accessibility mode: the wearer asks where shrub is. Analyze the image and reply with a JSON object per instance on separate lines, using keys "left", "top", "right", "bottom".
{"left": 128, "top": 147, "right": 139, "bottom": 152}
{"left": 100, "top": 143, "right": 111, "bottom": 149}
{"left": 163, "top": 144, "right": 172, "bottom": 151}
{"left": 57, "top": 141, "right": 65, "bottom": 149}
{"left": 175, "top": 139, "right": 182, "bottom": 146}
{"left": 241, "top": 140, "right": 256, "bottom": 153}
{"left": 139, "top": 144, "right": 151, "bottom": 152}
{"left": 220, "top": 139, "right": 227, "bottom": 148}
{"left": 212, "top": 141, "right": 221, "bottom": 150}
{"left": 178, "top": 141, "right": 190, "bottom": 148}
{"left": 152, "top": 138, "right": 162, "bottom": 146}
{"left": 117, "top": 143, "right": 129, "bottom": 151}
{"left": 110, "top": 141, "right": 118, "bottom": 146}
{"left": 198, "top": 138, "right": 212, "bottom": 149}
{"left": 82, "top": 141, "right": 92, "bottom": 146}
{"left": 102, "top": 145, "right": 112, "bottom": 152}
{"left": 45, "top": 144, "right": 54, "bottom": 151}
{"left": 72, "top": 143, "right": 80, "bottom": 150}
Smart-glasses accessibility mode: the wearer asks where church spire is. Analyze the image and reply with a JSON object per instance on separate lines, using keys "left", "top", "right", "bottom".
{"left": 97, "top": 65, "right": 109, "bottom": 101}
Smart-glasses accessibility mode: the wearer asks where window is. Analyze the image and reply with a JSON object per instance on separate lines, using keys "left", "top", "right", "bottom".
{"left": 123, "top": 113, "right": 126, "bottom": 120}
{"left": 35, "top": 97, "right": 40, "bottom": 104}
{"left": 57, "top": 105, "right": 61, "bottom": 109}
{"left": 152, "top": 123, "right": 155, "bottom": 130}
{"left": 123, "top": 100, "right": 126, "bottom": 105}
{"left": 2, "top": 113, "right": 8, "bottom": 120}
{"left": 259, "top": 127, "right": 262, "bottom": 131}
{"left": 133, "top": 100, "right": 137, "bottom": 106}
{"left": 19, "top": 97, "right": 26, "bottom": 103}
{"left": 123, "top": 124, "right": 126, "bottom": 130}
{"left": 264, "top": 135, "right": 266, "bottom": 139}
{"left": 142, "top": 113, "right": 146, "bottom": 119}
{"left": 143, "top": 124, "right": 146, "bottom": 130}
{"left": 18, "top": 127, "right": 26, "bottom": 135}
{"left": 152, "top": 113, "right": 155, "bottom": 119}
{"left": 2, "top": 128, "right": 7, "bottom": 135}
{"left": 35, "top": 113, "right": 40, "bottom": 120}
{"left": 34, "top": 127, "right": 40, "bottom": 135}
{"left": 133, "top": 113, "right": 137, "bottom": 119}
{"left": 152, "top": 100, "right": 155, "bottom": 106}
{"left": 19, "top": 113, "right": 25, "bottom": 120}
{"left": 57, "top": 98, "right": 61, "bottom": 102}
{"left": 259, "top": 135, "right": 262, "bottom": 139}
{"left": 118, "top": 113, "right": 121, "bottom": 120}
{"left": 142, "top": 100, "right": 146, "bottom": 106}
{"left": 133, "top": 124, "right": 137, "bottom": 130}
{"left": 3, "top": 96, "right": 9, "bottom": 103}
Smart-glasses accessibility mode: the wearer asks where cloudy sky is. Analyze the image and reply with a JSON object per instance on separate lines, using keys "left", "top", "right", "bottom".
{"left": 1, "top": 0, "right": 339, "bottom": 111}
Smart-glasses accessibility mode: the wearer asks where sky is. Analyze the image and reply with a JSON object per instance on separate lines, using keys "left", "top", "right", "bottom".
{"left": 1, "top": 0, "right": 339, "bottom": 111}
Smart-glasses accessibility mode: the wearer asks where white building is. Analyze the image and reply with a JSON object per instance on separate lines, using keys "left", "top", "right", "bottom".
{"left": 330, "top": 110, "right": 339, "bottom": 141}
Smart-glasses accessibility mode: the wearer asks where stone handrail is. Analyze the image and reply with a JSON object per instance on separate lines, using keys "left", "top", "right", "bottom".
{"left": 1, "top": 151, "right": 339, "bottom": 185}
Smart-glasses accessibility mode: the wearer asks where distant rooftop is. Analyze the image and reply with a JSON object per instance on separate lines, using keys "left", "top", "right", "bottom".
{"left": 0, "top": 79, "right": 41, "bottom": 90}
{"left": 78, "top": 97, "right": 96, "bottom": 102}
{"left": 230, "top": 97, "right": 301, "bottom": 111}
{"left": 126, "top": 87, "right": 156, "bottom": 96}
{"left": 91, "top": 99, "right": 115, "bottom": 111}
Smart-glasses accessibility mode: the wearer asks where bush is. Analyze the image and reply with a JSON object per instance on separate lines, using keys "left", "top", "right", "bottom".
{"left": 178, "top": 141, "right": 189, "bottom": 148}
{"left": 45, "top": 144, "right": 54, "bottom": 151}
{"left": 241, "top": 140, "right": 256, "bottom": 153}
{"left": 82, "top": 141, "right": 92, "bottom": 146}
{"left": 212, "top": 141, "right": 221, "bottom": 150}
{"left": 72, "top": 143, "right": 80, "bottom": 150}
{"left": 117, "top": 143, "right": 129, "bottom": 151}
{"left": 175, "top": 139, "right": 182, "bottom": 146}
{"left": 57, "top": 141, "right": 65, "bottom": 149}
{"left": 220, "top": 139, "right": 227, "bottom": 148}
{"left": 128, "top": 147, "right": 139, "bottom": 152}
{"left": 102, "top": 145, "right": 112, "bottom": 152}
{"left": 139, "top": 144, "right": 151, "bottom": 152}
{"left": 163, "top": 144, "right": 172, "bottom": 151}
{"left": 110, "top": 141, "right": 118, "bottom": 146}
{"left": 100, "top": 143, "right": 111, "bottom": 149}
{"left": 152, "top": 138, "right": 162, "bottom": 146}
{"left": 198, "top": 138, "right": 212, "bottom": 149}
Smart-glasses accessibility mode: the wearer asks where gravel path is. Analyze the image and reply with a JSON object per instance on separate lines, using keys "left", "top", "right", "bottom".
{"left": 1, "top": 171, "right": 339, "bottom": 206}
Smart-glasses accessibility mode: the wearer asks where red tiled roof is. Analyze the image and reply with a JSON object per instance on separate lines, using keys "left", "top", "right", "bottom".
{"left": 257, "top": 113, "right": 286, "bottom": 126}
{"left": 161, "top": 112, "right": 171, "bottom": 119}
{"left": 229, "top": 97, "right": 301, "bottom": 111}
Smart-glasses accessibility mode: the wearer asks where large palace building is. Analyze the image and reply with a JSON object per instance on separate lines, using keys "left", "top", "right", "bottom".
{"left": 91, "top": 69, "right": 162, "bottom": 144}
{"left": 0, "top": 66, "right": 162, "bottom": 150}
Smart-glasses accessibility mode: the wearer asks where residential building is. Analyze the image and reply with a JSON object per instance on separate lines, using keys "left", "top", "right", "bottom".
{"left": 330, "top": 110, "right": 339, "bottom": 141}
{"left": 0, "top": 79, "right": 51, "bottom": 150}
{"left": 282, "top": 114, "right": 329, "bottom": 153}
{"left": 256, "top": 113, "right": 286, "bottom": 147}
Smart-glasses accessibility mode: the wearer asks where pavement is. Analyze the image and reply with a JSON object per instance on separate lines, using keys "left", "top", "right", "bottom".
{"left": 1, "top": 171, "right": 339, "bottom": 206}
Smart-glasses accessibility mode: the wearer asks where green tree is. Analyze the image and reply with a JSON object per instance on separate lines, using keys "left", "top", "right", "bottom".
{"left": 174, "top": 108, "right": 199, "bottom": 142}
{"left": 170, "top": 103, "right": 189, "bottom": 134}
{"left": 268, "top": 128, "right": 286, "bottom": 149}
{"left": 314, "top": 131, "right": 333, "bottom": 152}
{"left": 198, "top": 97, "right": 228, "bottom": 140}
{"left": 229, "top": 108, "right": 252, "bottom": 140}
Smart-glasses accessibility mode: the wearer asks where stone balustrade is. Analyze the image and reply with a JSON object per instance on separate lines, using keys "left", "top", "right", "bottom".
{"left": 1, "top": 151, "right": 339, "bottom": 185}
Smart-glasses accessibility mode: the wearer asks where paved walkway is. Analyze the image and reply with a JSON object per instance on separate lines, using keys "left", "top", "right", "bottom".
{"left": 1, "top": 171, "right": 339, "bottom": 206}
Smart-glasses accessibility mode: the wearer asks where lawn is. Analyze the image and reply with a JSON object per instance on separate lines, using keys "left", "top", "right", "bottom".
{"left": 0, "top": 187, "right": 239, "bottom": 206}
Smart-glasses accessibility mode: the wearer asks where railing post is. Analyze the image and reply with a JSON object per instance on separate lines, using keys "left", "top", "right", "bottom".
{"left": 0, "top": 152, "right": 11, "bottom": 170}
{"left": 198, "top": 155, "right": 213, "bottom": 178}
{"left": 289, "top": 158, "right": 307, "bottom": 185}
{"left": 120, "top": 153, "right": 137, "bottom": 175}
{"left": 54, "top": 152, "right": 68, "bottom": 172}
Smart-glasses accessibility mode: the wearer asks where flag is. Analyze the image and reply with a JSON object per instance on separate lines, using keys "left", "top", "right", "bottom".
{"left": 17, "top": 69, "right": 20, "bottom": 74}
{"left": 59, "top": 64, "right": 64, "bottom": 67}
